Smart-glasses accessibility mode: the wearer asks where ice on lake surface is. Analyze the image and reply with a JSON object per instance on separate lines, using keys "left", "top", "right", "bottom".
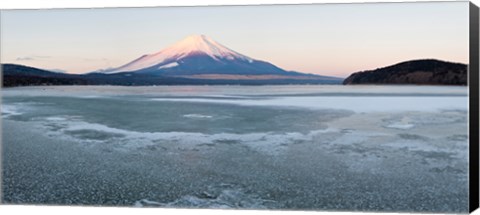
{"left": 1, "top": 85, "right": 469, "bottom": 212}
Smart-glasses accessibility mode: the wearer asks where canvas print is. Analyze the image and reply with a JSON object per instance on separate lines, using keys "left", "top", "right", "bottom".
{"left": 0, "top": 1, "right": 477, "bottom": 213}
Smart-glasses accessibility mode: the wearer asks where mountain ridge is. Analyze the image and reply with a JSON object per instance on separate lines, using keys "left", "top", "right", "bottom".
{"left": 343, "top": 59, "right": 467, "bottom": 85}
{"left": 2, "top": 63, "right": 342, "bottom": 87}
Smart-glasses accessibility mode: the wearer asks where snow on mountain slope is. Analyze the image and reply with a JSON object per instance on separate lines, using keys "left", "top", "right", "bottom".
{"left": 106, "top": 35, "right": 253, "bottom": 74}
{"left": 158, "top": 62, "right": 179, "bottom": 69}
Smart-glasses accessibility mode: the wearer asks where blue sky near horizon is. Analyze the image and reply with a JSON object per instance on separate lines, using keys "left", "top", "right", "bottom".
{"left": 0, "top": 2, "right": 469, "bottom": 77}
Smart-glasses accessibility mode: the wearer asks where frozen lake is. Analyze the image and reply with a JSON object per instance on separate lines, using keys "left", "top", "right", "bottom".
{"left": 1, "top": 85, "right": 469, "bottom": 212}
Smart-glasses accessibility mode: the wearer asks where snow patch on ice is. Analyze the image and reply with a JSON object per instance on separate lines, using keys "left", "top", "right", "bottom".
{"left": 45, "top": 116, "right": 69, "bottom": 121}
{"left": 183, "top": 114, "right": 213, "bottom": 119}
{"left": 386, "top": 123, "right": 415, "bottom": 130}
{"left": 151, "top": 96, "right": 467, "bottom": 113}
{"left": 76, "top": 95, "right": 103, "bottom": 99}
{"left": 385, "top": 116, "right": 415, "bottom": 130}
{"left": 1, "top": 102, "right": 44, "bottom": 118}
{"left": 134, "top": 199, "right": 163, "bottom": 207}
{"left": 1, "top": 105, "right": 22, "bottom": 118}
{"left": 134, "top": 184, "right": 277, "bottom": 209}
{"left": 38, "top": 116, "right": 329, "bottom": 155}
{"left": 206, "top": 95, "right": 251, "bottom": 99}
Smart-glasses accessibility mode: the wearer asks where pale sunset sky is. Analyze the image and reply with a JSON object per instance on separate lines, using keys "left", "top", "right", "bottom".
{"left": 0, "top": 2, "right": 469, "bottom": 77}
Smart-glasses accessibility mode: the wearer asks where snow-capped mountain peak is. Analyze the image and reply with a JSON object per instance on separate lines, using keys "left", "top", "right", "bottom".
{"left": 166, "top": 34, "right": 252, "bottom": 61}
{"left": 108, "top": 34, "right": 253, "bottom": 73}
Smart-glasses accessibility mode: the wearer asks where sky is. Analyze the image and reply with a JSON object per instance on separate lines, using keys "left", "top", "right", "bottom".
{"left": 0, "top": 2, "right": 469, "bottom": 77}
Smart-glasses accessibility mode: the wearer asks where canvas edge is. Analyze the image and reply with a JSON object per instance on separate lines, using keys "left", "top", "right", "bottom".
{"left": 470, "top": 1, "right": 480, "bottom": 213}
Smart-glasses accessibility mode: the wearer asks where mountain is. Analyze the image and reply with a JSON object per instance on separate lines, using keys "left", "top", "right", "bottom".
{"left": 2, "top": 35, "right": 344, "bottom": 87}
{"left": 343, "top": 59, "right": 467, "bottom": 85}
{"left": 101, "top": 34, "right": 341, "bottom": 83}
{"left": 3, "top": 64, "right": 64, "bottom": 77}
{"left": 104, "top": 34, "right": 255, "bottom": 74}
{"left": 2, "top": 64, "right": 88, "bottom": 87}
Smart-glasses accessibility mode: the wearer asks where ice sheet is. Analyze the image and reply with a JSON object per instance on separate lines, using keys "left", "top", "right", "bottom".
{"left": 151, "top": 96, "right": 467, "bottom": 113}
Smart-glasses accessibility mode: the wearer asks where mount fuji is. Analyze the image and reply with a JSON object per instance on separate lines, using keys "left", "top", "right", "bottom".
{"left": 97, "top": 35, "right": 341, "bottom": 83}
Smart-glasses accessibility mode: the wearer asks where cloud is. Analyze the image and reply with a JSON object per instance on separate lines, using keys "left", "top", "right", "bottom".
{"left": 16, "top": 57, "right": 34, "bottom": 61}
{"left": 83, "top": 57, "right": 108, "bottom": 62}
{"left": 15, "top": 55, "right": 51, "bottom": 61}
{"left": 32, "top": 55, "right": 51, "bottom": 59}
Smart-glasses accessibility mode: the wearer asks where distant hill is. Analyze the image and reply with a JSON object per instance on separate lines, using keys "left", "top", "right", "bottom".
{"left": 2, "top": 64, "right": 88, "bottom": 87}
{"left": 3, "top": 64, "right": 63, "bottom": 77}
{"left": 343, "top": 59, "right": 467, "bottom": 85}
